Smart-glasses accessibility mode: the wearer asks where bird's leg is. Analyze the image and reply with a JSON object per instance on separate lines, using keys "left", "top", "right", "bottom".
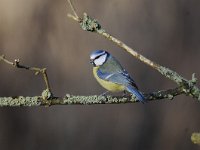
{"left": 122, "top": 90, "right": 129, "bottom": 97}
{"left": 100, "top": 91, "right": 110, "bottom": 96}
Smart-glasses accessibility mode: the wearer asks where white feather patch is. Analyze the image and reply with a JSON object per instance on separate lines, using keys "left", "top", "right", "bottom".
{"left": 94, "top": 54, "right": 107, "bottom": 66}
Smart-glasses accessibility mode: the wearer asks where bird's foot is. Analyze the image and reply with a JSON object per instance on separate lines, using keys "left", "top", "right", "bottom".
{"left": 100, "top": 91, "right": 109, "bottom": 96}
{"left": 122, "top": 91, "right": 129, "bottom": 97}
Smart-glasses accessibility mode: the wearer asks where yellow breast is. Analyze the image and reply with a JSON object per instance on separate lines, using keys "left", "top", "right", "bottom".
{"left": 93, "top": 67, "right": 125, "bottom": 92}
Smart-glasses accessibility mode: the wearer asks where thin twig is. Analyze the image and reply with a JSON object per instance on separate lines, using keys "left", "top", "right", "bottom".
{"left": 67, "top": 13, "right": 80, "bottom": 22}
{"left": 67, "top": 0, "right": 82, "bottom": 22}
{"left": 0, "top": 54, "right": 14, "bottom": 65}
{"left": 0, "top": 54, "right": 52, "bottom": 97}
{"left": 67, "top": 0, "right": 79, "bottom": 19}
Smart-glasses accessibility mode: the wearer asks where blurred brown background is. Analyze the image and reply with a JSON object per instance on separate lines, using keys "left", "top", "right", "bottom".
{"left": 0, "top": 0, "right": 200, "bottom": 149}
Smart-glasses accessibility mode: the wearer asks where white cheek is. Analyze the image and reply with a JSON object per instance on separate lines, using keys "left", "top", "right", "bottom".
{"left": 94, "top": 54, "right": 107, "bottom": 66}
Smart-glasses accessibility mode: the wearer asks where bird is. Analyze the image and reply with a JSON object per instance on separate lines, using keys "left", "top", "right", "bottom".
{"left": 89, "top": 50, "right": 146, "bottom": 103}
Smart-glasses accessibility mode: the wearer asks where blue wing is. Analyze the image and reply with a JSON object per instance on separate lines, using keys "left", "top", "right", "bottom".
{"left": 97, "top": 69, "right": 145, "bottom": 102}
{"left": 97, "top": 69, "right": 138, "bottom": 88}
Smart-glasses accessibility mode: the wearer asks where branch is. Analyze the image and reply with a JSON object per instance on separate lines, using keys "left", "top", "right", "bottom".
{"left": 0, "top": 52, "right": 186, "bottom": 107}
{"left": 67, "top": 0, "right": 200, "bottom": 101}
{"left": 0, "top": 87, "right": 183, "bottom": 107}
{"left": 0, "top": 54, "right": 53, "bottom": 99}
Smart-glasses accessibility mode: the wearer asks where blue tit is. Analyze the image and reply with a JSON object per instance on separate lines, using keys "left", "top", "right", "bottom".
{"left": 90, "top": 50, "right": 145, "bottom": 103}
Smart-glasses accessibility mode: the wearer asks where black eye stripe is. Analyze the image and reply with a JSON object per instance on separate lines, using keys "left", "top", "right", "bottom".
{"left": 95, "top": 55, "right": 101, "bottom": 59}
{"left": 94, "top": 53, "right": 107, "bottom": 60}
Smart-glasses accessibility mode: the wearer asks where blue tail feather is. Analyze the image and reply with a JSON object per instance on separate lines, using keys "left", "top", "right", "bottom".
{"left": 126, "top": 85, "right": 146, "bottom": 103}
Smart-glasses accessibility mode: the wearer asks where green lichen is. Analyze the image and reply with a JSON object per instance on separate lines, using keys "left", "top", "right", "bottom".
{"left": 190, "top": 86, "right": 200, "bottom": 100}
{"left": 63, "top": 94, "right": 135, "bottom": 105}
{"left": 157, "top": 66, "right": 200, "bottom": 100}
{"left": 25, "top": 96, "right": 41, "bottom": 106}
{"left": 80, "top": 13, "right": 101, "bottom": 32}
{"left": 158, "top": 66, "right": 184, "bottom": 84}
{"left": 191, "top": 73, "right": 198, "bottom": 84}
{"left": 167, "top": 94, "right": 174, "bottom": 100}
{"left": 129, "top": 95, "right": 137, "bottom": 103}
{"left": 0, "top": 96, "right": 41, "bottom": 107}
{"left": 191, "top": 132, "right": 200, "bottom": 144}
{"left": 63, "top": 95, "right": 106, "bottom": 105}
{"left": 42, "top": 89, "right": 52, "bottom": 100}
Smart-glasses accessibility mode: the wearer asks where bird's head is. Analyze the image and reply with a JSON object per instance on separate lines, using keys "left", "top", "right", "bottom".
{"left": 90, "top": 50, "right": 109, "bottom": 67}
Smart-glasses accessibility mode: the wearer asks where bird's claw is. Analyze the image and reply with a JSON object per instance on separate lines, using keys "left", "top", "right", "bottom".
{"left": 100, "top": 91, "right": 109, "bottom": 96}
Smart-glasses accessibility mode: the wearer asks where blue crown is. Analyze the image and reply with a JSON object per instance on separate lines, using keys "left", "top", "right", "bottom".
{"left": 90, "top": 50, "right": 108, "bottom": 60}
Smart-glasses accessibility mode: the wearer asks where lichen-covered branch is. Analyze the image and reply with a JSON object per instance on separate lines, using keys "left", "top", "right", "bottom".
{"left": 0, "top": 87, "right": 184, "bottom": 107}
{"left": 67, "top": 1, "right": 200, "bottom": 101}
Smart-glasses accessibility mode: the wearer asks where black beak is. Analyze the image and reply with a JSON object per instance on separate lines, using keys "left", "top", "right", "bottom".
{"left": 90, "top": 59, "right": 95, "bottom": 66}
{"left": 90, "top": 59, "right": 93, "bottom": 64}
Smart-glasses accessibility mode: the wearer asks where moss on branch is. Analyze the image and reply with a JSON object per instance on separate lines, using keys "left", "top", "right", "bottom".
{"left": 191, "top": 132, "right": 200, "bottom": 145}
